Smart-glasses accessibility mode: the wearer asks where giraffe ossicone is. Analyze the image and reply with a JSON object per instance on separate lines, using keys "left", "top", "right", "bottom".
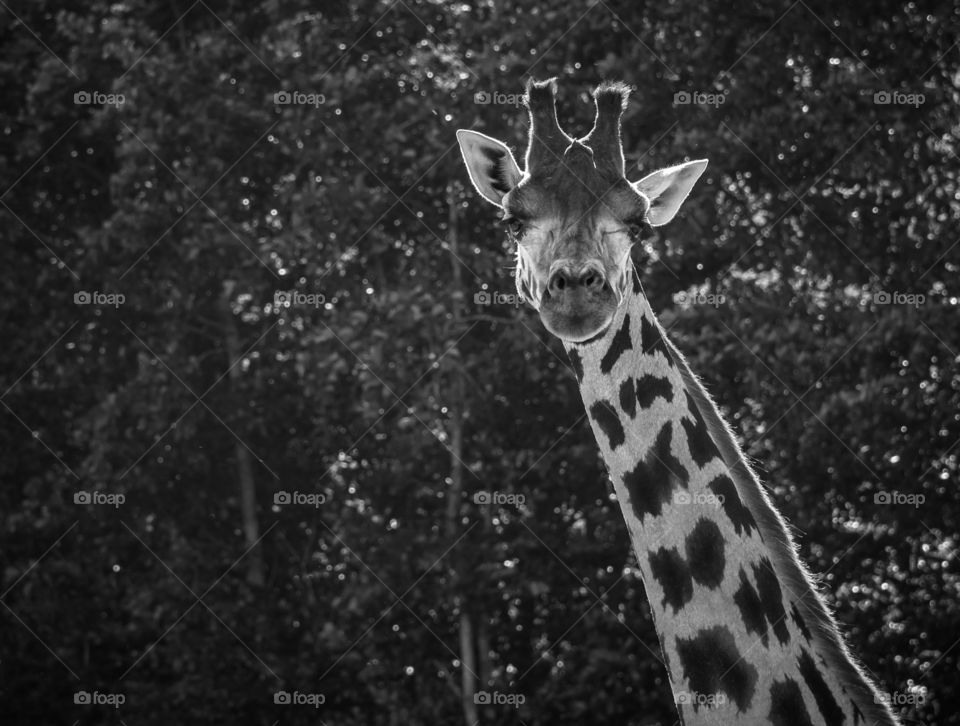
{"left": 457, "top": 77, "right": 901, "bottom": 725}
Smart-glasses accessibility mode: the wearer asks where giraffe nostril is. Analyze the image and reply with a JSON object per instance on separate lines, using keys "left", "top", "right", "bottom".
{"left": 579, "top": 266, "right": 606, "bottom": 291}
{"left": 548, "top": 270, "right": 568, "bottom": 294}
{"left": 549, "top": 264, "right": 606, "bottom": 295}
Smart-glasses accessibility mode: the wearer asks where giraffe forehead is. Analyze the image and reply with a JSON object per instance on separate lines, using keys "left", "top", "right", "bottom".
{"left": 506, "top": 168, "right": 644, "bottom": 221}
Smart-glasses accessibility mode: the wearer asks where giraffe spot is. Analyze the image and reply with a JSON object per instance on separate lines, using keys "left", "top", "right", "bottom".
{"left": 623, "top": 421, "right": 688, "bottom": 521}
{"left": 619, "top": 378, "right": 636, "bottom": 418}
{"left": 648, "top": 546, "right": 693, "bottom": 613}
{"left": 681, "top": 392, "right": 722, "bottom": 468}
{"left": 769, "top": 677, "right": 814, "bottom": 726}
{"left": 600, "top": 314, "right": 632, "bottom": 374}
{"left": 684, "top": 518, "right": 726, "bottom": 588}
{"left": 674, "top": 625, "right": 758, "bottom": 712}
{"left": 753, "top": 557, "right": 790, "bottom": 646}
{"left": 567, "top": 348, "right": 584, "bottom": 383}
{"left": 640, "top": 314, "right": 675, "bottom": 367}
{"left": 791, "top": 604, "right": 812, "bottom": 642}
{"left": 733, "top": 567, "right": 768, "bottom": 647}
{"left": 635, "top": 373, "right": 674, "bottom": 410}
{"left": 589, "top": 399, "right": 625, "bottom": 450}
{"left": 852, "top": 700, "right": 865, "bottom": 725}
{"left": 798, "top": 649, "right": 846, "bottom": 726}
{"left": 706, "top": 474, "right": 758, "bottom": 538}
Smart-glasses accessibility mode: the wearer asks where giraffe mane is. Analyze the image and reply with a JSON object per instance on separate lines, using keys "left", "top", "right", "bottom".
{"left": 661, "top": 329, "right": 899, "bottom": 725}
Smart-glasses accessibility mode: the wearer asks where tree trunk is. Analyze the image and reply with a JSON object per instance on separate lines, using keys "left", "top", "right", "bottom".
{"left": 445, "top": 187, "right": 480, "bottom": 725}
{"left": 219, "top": 282, "right": 265, "bottom": 587}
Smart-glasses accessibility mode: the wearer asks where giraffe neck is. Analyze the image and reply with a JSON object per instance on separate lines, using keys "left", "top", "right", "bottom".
{"left": 565, "top": 284, "right": 899, "bottom": 726}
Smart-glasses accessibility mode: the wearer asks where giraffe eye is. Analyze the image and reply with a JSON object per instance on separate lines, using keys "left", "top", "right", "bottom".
{"left": 626, "top": 221, "right": 644, "bottom": 239}
{"left": 502, "top": 217, "right": 525, "bottom": 239}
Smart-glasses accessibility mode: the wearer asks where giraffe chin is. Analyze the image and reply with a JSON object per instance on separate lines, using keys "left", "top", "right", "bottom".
{"left": 539, "top": 302, "right": 616, "bottom": 344}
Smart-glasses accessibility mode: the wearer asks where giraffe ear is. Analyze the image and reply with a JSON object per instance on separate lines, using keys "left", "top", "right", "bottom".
{"left": 456, "top": 130, "right": 523, "bottom": 207}
{"left": 632, "top": 159, "right": 708, "bottom": 226}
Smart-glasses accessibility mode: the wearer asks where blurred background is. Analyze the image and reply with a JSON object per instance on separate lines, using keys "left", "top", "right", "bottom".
{"left": 1, "top": 0, "right": 958, "bottom": 723}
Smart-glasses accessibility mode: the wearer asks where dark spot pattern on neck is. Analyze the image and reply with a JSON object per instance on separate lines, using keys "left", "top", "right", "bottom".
{"left": 681, "top": 391, "right": 722, "bottom": 469}
{"left": 648, "top": 546, "right": 694, "bottom": 613}
{"left": 640, "top": 314, "right": 675, "bottom": 367}
{"left": 589, "top": 399, "right": 625, "bottom": 450}
{"left": 675, "top": 625, "right": 758, "bottom": 712}
{"left": 753, "top": 557, "right": 791, "bottom": 646}
{"left": 706, "top": 474, "right": 758, "bottom": 539}
{"left": 600, "top": 314, "right": 632, "bottom": 374}
{"left": 619, "top": 378, "right": 636, "bottom": 418}
{"left": 635, "top": 373, "right": 674, "bottom": 410}
{"left": 734, "top": 566, "right": 769, "bottom": 647}
{"left": 798, "top": 649, "right": 846, "bottom": 726}
{"left": 685, "top": 518, "right": 726, "bottom": 588}
{"left": 791, "top": 604, "right": 812, "bottom": 642}
{"left": 622, "top": 421, "right": 688, "bottom": 521}
{"left": 769, "top": 677, "right": 815, "bottom": 726}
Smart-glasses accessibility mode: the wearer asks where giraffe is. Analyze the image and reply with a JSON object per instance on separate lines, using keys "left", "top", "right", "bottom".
{"left": 456, "top": 78, "right": 901, "bottom": 726}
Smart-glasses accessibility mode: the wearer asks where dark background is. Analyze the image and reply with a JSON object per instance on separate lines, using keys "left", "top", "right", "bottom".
{"left": 1, "top": 1, "right": 957, "bottom": 724}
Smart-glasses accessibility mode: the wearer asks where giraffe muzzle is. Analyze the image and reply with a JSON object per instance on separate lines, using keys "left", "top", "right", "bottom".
{"left": 539, "top": 260, "right": 618, "bottom": 342}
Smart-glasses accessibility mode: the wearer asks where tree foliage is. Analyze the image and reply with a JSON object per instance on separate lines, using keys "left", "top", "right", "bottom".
{"left": 1, "top": 0, "right": 957, "bottom": 723}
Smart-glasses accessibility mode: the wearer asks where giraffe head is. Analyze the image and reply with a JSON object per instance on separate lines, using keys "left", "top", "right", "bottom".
{"left": 458, "top": 78, "right": 707, "bottom": 342}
